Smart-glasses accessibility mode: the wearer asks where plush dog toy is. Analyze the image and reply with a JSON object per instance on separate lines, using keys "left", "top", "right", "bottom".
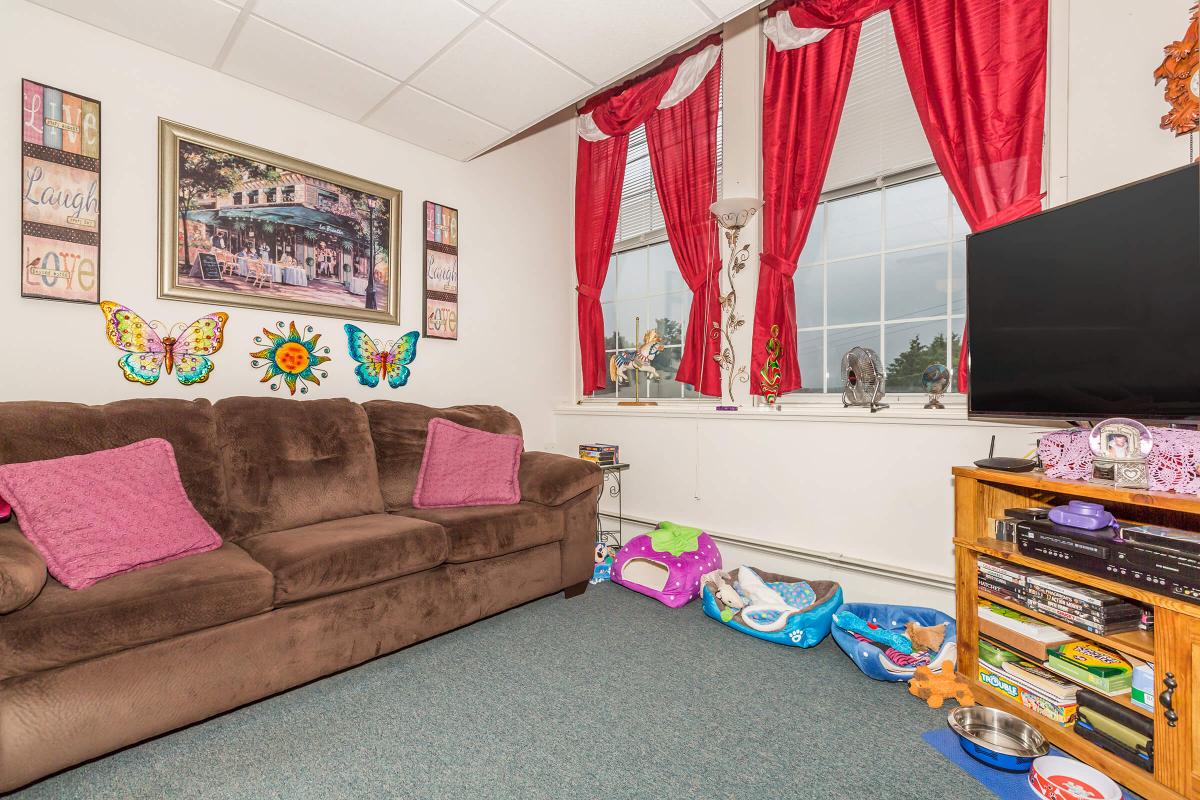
{"left": 904, "top": 621, "right": 948, "bottom": 654}
{"left": 702, "top": 570, "right": 744, "bottom": 609}
{"left": 908, "top": 666, "right": 974, "bottom": 709}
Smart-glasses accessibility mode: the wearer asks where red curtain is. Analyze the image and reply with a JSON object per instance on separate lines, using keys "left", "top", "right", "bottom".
{"left": 575, "top": 34, "right": 722, "bottom": 396}
{"left": 575, "top": 135, "right": 628, "bottom": 395}
{"left": 646, "top": 52, "right": 722, "bottom": 396}
{"left": 751, "top": 17, "right": 861, "bottom": 396}
{"left": 890, "top": 0, "right": 1049, "bottom": 391}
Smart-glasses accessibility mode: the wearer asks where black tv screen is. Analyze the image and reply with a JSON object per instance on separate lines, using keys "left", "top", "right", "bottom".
{"left": 967, "top": 164, "right": 1200, "bottom": 421}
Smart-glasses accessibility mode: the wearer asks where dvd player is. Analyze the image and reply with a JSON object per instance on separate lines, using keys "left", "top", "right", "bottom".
{"left": 1015, "top": 520, "right": 1200, "bottom": 605}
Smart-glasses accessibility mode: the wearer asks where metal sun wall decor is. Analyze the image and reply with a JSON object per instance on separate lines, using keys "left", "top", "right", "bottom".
{"left": 344, "top": 324, "right": 420, "bottom": 389}
{"left": 1154, "top": 4, "right": 1199, "bottom": 138}
{"left": 22, "top": 79, "right": 102, "bottom": 304}
{"left": 250, "top": 321, "right": 332, "bottom": 395}
{"left": 99, "top": 300, "right": 228, "bottom": 386}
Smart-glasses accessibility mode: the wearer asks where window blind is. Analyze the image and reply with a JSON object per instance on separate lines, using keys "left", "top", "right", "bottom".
{"left": 613, "top": 88, "right": 723, "bottom": 249}
{"left": 822, "top": 11, "right": 933, "bottom": 193}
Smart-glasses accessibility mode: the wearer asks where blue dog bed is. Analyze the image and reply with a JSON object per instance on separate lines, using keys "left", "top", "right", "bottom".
{"left": 701, "top": 568, "right": 842, "bottom": 648}
{"left": 832, "top": 602, "right": 957, "bottom": 681}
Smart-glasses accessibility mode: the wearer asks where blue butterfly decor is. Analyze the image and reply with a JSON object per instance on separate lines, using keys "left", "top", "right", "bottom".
{"left": 344, "top": 324, "right": 420, "bottom": 388}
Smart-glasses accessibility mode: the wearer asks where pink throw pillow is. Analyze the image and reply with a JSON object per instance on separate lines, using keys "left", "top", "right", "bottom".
{"left": 0, "top": 438, "right": 222, "bottom": 589}
{"left": 412, "top": 418, "right": 523, "bottom": 508}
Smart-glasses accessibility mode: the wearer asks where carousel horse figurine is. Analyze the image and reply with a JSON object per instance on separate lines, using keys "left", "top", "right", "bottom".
{"left": 609, "top": 329, "right": 664, "bottom": 385}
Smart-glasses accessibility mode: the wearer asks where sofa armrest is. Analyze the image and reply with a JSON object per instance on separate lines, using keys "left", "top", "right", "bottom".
{"left": 519, "top": 452, "right": 602, "bottom": 507}
{"left": 0, "top": 520, "right": 47, "bottom": 614}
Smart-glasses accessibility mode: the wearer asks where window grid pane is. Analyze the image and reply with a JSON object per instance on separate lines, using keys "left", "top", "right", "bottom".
{"left": 792, "top": 173, "right": 966, "bottom": 395}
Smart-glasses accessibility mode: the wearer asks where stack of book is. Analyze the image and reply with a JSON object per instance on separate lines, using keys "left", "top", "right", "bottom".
{"left": 578, "top": 443, "right": 619, "bottom": 466}
{"left": 978, "top": 639, "right": 1079, "bottom": 725}
{"left": 978, "top": 557, "right": 1144, "bottom": 635}
{"left": 978, "top": 600, "right": 1076, "bottom": 660}
{"left": 1045, "top": 641, "right": 1139, "bottom": 696}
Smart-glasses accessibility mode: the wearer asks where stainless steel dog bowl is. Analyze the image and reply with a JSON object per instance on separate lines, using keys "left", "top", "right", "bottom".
{"left": 948, "top": 706, "right": 1049, "bottom": 771}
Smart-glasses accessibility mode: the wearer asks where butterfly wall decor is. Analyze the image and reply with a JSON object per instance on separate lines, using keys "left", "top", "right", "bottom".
{"left": 99, "top": 300, "right": 228, "bottom": 386}
{"left": 344, "top": 324, "right": 419, "bottom": 388}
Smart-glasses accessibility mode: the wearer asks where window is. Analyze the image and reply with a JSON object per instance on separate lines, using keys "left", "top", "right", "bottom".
{"left": 247, "top": 189, "right": 259, "bottom": 204}
{"left": 793, "top": 173, "right": 968, "bottom": 395}
{"left": 591, "top": 91, "right": 723, "bottom": 400}
{"left": 790, "top": 11, "right": 967, "bottom": 396}
{"left": 265, "top": 188, "right": 277, "bottom": 203}
{"left": 232, "top": 191, "right": 242, "bottom": 206}
{"left": 282, "top": 185, "right": 296, "bottom": 202}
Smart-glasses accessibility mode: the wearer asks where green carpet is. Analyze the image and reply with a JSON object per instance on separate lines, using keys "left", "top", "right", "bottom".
{"left": 10, "top": 582, "right": 994, "bottom": 800}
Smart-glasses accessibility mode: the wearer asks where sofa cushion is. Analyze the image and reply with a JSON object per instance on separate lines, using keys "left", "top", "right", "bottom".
{"left": 238, "top": 514, "right": 447, "bottom": 604}
{"left": 518, "top": 452, "right": 602, "bottom": 507}
{"left": 0, "top": 521, "right": 46, "bottom": 614}
{"left": 363, "top": 401, "right": 522, "bottom": 511}
{"left": 397, "top": 502, "right": 563, "bottom": 563}
{"left": 215, "top": 397, "right": 385, "bottom": 540}
{"left": 0, "top": 541, "right": 273, "bottom": 679}
{"left": 0, "top": 399, "right": 229, "bottom": 532}
{"left": 0, "top": 439, "right": 223, "bottom": 590}
{"left": 413, "top": 419, "right": 523, "bottom": 508}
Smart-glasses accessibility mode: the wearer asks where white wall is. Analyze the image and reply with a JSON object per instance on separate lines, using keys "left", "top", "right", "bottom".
{"left": 2, "top": 0, "right": 576, "bottom": 450}
{"left": 559, "top": 1, "right": 1197, "bottom": 614}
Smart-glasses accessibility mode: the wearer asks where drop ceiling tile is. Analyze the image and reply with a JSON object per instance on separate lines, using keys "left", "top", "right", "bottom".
{"left": 25, "top": 0, "right": 241, "bottom": 66}
{"left": 252, "top": 0, "right": 477, "bottom": 81}
{"left": 222, "top": 16, "right": 398, "bottom": 121}
{"left": 363, "top": 87, "right": 508, "bottom": 161}
{"left": 493, "top": 0, "right": 712, "bottom": 85}
{"left": 410, "top": 21, "right": 590, "bottom": 132}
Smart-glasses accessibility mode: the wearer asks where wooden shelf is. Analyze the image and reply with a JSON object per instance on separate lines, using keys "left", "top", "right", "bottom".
{"left": 973, "top": 678, "right": 1181, "bottom": 800}
{"left": 959, "top": 534, "right": 1200, "bottom": 621}
{"left": 952, "top": 466, "right": 1200, "bottom": 516}
{"left": 977, "top": 589, "right": 1156, "bottom": 662}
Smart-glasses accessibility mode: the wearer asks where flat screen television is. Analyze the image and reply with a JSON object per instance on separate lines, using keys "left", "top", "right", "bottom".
{"left": 966, "top": 163, "right": 1200, "bottom": 421}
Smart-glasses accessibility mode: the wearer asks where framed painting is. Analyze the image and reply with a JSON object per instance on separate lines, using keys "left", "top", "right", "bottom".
{"left": 158, "top": 119, "right": 401, "bottom": 324}
{"left": 21, "top": 79, "right": 101, "bottom": 304}
{"left": 422, "top": 200, "right": 459, "bottom": 340}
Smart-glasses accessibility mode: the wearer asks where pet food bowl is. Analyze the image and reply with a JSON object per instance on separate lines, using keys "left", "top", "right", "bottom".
{"left": 947, "top": 706, "right": 1049, "bottom": 772}
{"left": 1029, "top": 755, "right": 1122, "bottom": 800}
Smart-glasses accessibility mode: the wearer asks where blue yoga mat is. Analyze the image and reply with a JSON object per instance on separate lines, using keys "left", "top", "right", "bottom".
{"left": 922, "top": 728, "right": 1134, "bottom": 800}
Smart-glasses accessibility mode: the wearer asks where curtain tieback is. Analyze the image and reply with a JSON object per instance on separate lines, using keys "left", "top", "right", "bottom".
{"left": 759, "top": 252, "right": 797, "bottom": 277}
{"left": 575, "top": 285, "right": 602, "bottom": 301}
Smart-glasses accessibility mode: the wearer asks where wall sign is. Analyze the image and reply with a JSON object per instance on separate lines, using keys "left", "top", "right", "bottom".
{"left": 21, "top": 79, "right": 101, "bottom": 304}
{"left": 423, "top": 201, "right": 458, "bottom": 340}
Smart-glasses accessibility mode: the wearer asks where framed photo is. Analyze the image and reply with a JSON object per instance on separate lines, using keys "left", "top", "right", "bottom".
{"left": 422, "top": 200, "right": 459, "bottom": 340}
{"left": 1089, "top": 417, "right": 1153, "bottom": 462}
{"left": 21, "top": 79, "right": 101, "bottom": 304}
{"left": 158, "top": 119, "right": 401, "bottom": 324}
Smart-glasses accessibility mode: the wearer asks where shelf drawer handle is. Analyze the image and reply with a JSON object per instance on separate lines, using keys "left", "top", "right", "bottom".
{"left": 1161, "top": 672, "right": 1178, "bottom": 728}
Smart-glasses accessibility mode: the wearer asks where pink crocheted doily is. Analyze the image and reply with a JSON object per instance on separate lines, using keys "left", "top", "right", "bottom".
{"left": 1039, "top": 427, "right": 1200, "bottom": 494}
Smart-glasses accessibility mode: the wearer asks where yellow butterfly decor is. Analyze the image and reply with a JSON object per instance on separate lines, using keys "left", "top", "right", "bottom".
{"left": 99, "top": 300, "right": 229, "bottom": 385}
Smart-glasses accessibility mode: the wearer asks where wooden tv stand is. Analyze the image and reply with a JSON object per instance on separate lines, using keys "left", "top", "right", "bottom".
{"left": 954, "top": 466, "right": 1200, "bottom": 800}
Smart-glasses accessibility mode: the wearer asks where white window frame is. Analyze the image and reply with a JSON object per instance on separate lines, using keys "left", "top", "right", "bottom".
{"left": 788, "top": 164, "right": 969, "bottom": 403}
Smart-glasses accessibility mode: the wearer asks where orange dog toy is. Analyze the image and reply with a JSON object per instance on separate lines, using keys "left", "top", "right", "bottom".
{"left": 908, "top": 666, "right": 975, "bottom": 709}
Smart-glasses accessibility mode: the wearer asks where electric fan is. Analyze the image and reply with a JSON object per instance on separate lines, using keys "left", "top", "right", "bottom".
{"left": 841, "top": 347, "right": 888, "bottom": 412}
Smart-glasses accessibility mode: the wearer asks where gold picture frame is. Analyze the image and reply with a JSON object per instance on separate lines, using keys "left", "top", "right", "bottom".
{"left": 158, "top": 118, "right": 402, "bottom": 324}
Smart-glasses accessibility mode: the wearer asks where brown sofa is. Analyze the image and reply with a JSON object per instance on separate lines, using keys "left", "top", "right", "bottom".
{"left": 0, "top": 397, "right": 600, "bottom": 793}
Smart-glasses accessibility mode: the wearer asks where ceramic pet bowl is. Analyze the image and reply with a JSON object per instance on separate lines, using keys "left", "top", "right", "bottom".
{"left": 1028, "top": 755, "right": 1122, "bottom": 800}
{"left": 947, "top": 706, "right": 1049, "bottom": 772}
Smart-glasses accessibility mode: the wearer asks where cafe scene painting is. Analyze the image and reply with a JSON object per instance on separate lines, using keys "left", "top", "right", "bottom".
{"left": 159, "top": 120, "right": 402, "bottom": 324}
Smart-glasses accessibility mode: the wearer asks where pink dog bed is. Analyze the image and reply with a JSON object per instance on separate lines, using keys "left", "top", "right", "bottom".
{"left": 610, "top": 522, "right": 721, "bottom": 608}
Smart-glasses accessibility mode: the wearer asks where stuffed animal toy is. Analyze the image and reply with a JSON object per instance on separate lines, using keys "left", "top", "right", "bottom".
{"left": 908, "top": 666, "right": 975, "bottom": 709}
{"left": 702, "top": 570, "right": 744, "bottom": 609}
{"left": 904, "top": 621, "right": 948, "bottom": 654}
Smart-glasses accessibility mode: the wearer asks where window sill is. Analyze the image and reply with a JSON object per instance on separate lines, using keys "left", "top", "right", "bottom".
{"left": 558, "top": 397, "right": 1041, "bottom": 427}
